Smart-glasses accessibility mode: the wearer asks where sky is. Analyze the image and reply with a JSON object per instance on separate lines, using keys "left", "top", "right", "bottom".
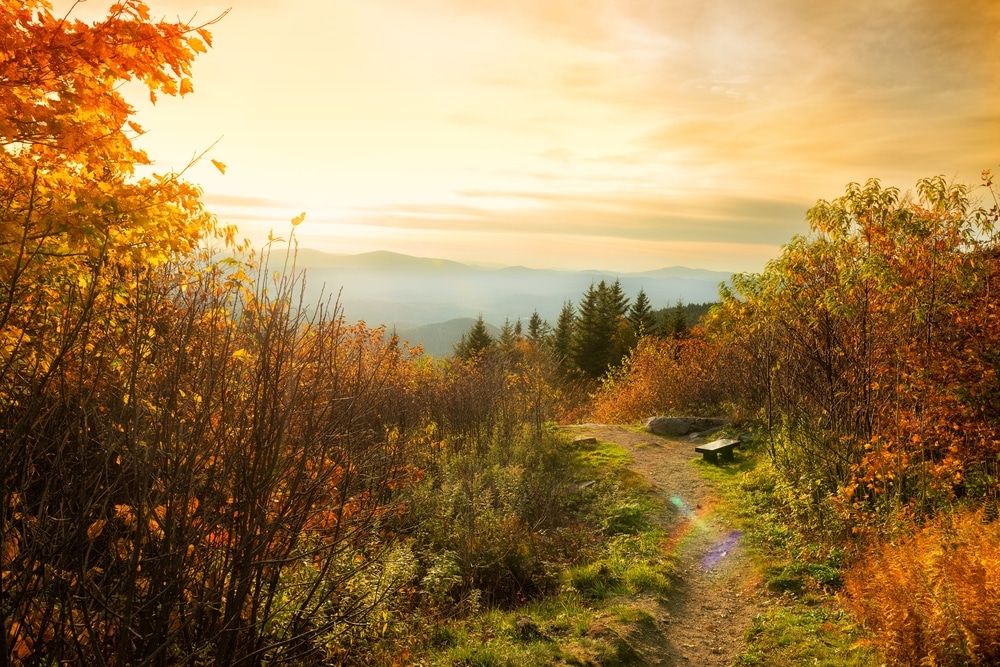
{"left": 66, "top": 0, "right": 1000, "bottom": 272}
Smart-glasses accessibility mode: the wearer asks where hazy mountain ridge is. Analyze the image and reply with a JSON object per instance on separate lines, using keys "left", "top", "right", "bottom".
{"left": 394, "top": 318, "right": 502, "bottom": 357}
{"left": 285, "top": 249, "right": 732, "bottom": 355}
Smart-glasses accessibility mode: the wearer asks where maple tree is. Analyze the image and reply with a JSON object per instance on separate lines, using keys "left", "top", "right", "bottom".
{"left": 0, "top": 0, "right": 233, "bottom": 393}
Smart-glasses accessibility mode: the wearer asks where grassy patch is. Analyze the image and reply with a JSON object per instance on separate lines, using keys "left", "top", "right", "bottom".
{"left": 736, "top": 604, "right": 877, "bottom": 667}
{"left": 408, "top": 431, "right": 675, "bottom": 667}
{"left": 573, "top": 437, "right": 634, "bottom": 470}
{"left": 692, "top": 437, "right": 881, "bottom": 666}
{"left": 632, "top": 440, "right": 662, "bottom": 449}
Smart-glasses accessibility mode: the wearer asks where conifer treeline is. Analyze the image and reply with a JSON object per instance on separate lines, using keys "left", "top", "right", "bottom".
{"left": 455, "top": 279, "right": 715, "bottom": 379}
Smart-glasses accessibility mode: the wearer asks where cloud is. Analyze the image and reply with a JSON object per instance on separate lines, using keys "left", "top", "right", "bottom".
{"left": 339, "top": 191, "right": 810, "bottom": 246}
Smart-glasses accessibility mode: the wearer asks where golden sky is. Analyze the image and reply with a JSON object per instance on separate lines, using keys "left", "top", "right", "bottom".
{"left": 70, "top": 0, "right": 1000, "bottom": 271}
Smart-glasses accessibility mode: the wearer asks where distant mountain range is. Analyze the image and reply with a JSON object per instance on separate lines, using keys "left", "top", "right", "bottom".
{"left": 280, "top": 249, "right": 732, "bottom": 356}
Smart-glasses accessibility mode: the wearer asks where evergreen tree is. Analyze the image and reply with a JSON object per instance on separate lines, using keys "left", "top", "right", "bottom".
{"left": 527, "top": 310, "right": 550, "bottom": 343}
{"left": 572, "top": 281, "right": 629, "bottom": 378}
{"left": 628, "top": 289, "right": 657, "bottom": 337}
{"left": 499, "top": 317, "right": 518, "bottom": 350}
{"left": 607, "top": 279, "right": 630, "bottom": 319}
{"left": 600, "top": 279, "right": 631, "bottom": 370}
{"left": 571, "top": 282, "right": 604, "bottom": 377}
{"left": 661, "top": 300, "right": 688, "bottom": 339}
{"left": 552, "top": 301, "right": 575, "bottom": 370}
{"left": 455, "top": 315, "right": 494, "bottom": 359}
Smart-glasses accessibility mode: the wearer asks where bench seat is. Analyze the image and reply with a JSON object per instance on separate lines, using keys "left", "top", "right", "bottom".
{"left": 695, "top": 438, "right": 739, "bottom": 463}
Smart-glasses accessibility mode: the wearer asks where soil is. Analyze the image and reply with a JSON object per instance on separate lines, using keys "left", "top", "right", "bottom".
{"left": 564, "top": 424, "right": 771, "bottom": 666}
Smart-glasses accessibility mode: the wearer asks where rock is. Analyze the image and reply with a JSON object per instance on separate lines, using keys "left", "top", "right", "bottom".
{"left": 572, "top": 436, "right": 598, "bottom": 447}
{"left": 644, "top": 416, "right": 728, "bottom": 437}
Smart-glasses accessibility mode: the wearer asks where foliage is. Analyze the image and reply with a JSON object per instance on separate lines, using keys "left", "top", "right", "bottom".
{"left": 708, "top": 174, "right": 1000, "bottom": 522}
{"left": 589, "top": 336, "right": 722, "bottom": 423}
{"left": 652, "top": 301, "right": 715, "bottom": 337}
{"left": 736, "top": 605, "right": 877, "bottom": 667}
{"left": 0, "top": 3, "right": 510, "bottom": 663}
{"left": 844, "top": 508, "right": 1000, "bottom": 666}
{"left": 0, "top": 234, "right": 427, "bottom": 664}
{"left": 410, "top": 432, "right": 674, "bottom": 667}
{"left": 396, "top": 347, "right": 591, "bottom": 611}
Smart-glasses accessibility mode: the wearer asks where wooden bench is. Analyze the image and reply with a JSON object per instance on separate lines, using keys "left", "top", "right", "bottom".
{"left": 695, "top": 438, "right": 739, "bottom": 463}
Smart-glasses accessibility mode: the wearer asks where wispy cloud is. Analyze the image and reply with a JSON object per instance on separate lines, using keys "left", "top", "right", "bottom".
{"left": 80, "top": 0, "right": 1000, "bottom": 272}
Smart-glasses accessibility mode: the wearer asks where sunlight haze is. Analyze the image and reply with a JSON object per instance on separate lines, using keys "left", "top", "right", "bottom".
{"left": 63, "top": 0, "right": 1000, "bottom": 272}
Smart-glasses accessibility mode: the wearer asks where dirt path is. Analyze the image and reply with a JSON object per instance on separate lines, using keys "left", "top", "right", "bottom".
{"left": 566, "top": 424, "right": 768, "bottom": 666}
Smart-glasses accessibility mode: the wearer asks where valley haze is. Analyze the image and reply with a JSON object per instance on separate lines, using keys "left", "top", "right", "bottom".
{"left": 287, "top": 248, "right": 731, "bottom": 356}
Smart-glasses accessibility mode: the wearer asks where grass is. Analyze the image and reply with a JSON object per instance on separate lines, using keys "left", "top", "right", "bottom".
{"left": 691, "top": 435, "right": 881, "bottom": 666}
{"left": 735, "top": 604, "right": 877, "bottom": 667}
{"left": 572, "top": 437, "right": 634, "bottom": 470}
{"left": 411, "top": 435, "right": 676, "bottom": 667}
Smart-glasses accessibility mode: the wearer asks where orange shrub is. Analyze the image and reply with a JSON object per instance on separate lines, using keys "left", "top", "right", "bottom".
{"left": 844, "top": 508, "right": 1000, "bottom": 666}
{"left": 589, "top": 335, "right": 720, "bottom": 424}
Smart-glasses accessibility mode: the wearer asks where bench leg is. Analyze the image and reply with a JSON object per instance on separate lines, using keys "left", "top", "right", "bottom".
{"left": 703, "top": 451, "right": 718, "bottom": 464}
{"left": 721, "top": 448, "right": 734, "bottom": 462}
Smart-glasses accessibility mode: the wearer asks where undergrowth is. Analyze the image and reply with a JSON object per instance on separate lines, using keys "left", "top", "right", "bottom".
{"left": 844, "top": 508, "right": 1000, "bottom": 666}
{"left": 403, "top": 435, "right": 677, "bottom": 667}
{"left": 693, "top": 435, "right": 880, "bottom": 666}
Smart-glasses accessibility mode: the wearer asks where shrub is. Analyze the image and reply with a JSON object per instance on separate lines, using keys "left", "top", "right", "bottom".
{"left": 844, "top": 508, "right": 1000, "bottom": 666}
{"left": 589, "top": 336, "right": 722, "bottom": 424}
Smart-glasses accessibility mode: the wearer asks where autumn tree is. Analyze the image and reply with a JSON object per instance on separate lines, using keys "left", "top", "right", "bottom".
{"left": 712, "top": 175, "right": 1000, "bottom": 513}
{"left": 0, "top": 4, "right": 428, "bottom": 664}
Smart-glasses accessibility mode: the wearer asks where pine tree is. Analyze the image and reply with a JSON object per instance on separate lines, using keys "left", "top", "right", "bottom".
{"left": 527, "top": 310, "right": 550, "bottom": 343}
{"left": 662, "top": 300, "right": 688, "bottom": 339}
{"left": 607, "top": 279, "right": 630, "bottom": 319}
{"left": 571, "top": 283, "right": 604, "bottom": 377}
{"left": 600, "top": 279, "right": 631, "bottom": 371}
{"left": 552, "top": 301, "right": 575, "bottom": 370}
{"left": 455, "top": 315, "right": 494, "bottom": 359}
{"left": 572, "top": 281, "right": 629, "bottom": 378}
{"left": 628, "top": 289, "right": 657, "bottom": 337}
{"left": 499, "top": 317, "right": 518, "bottom": 350}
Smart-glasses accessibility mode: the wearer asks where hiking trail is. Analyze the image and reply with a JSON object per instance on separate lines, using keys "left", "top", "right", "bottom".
{"left": 566, "top": 424, "right": 772, "bottom": 665}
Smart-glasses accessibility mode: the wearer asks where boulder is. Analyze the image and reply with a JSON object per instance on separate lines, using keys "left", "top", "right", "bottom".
{"left": 645, "top": 416, "right": 728, "bottom": 437}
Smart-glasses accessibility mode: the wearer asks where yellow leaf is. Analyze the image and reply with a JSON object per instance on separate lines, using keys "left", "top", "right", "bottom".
{"left": 291, "top": 211, "right": 306, "bottom": 226}
{"left": 187, "top": 36, "right": 207, "bottom": 53}
{"left": 232, "top": 348, "right": 251, "bottom": 362}
{"left": 211, "top": 159, "right": 227, "bottom": 175}
{"left": 87, "top": 520, "right": 107, "bottom": 540}
{"left": 114, "top": 505, "right": 136, "bottom": 527}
